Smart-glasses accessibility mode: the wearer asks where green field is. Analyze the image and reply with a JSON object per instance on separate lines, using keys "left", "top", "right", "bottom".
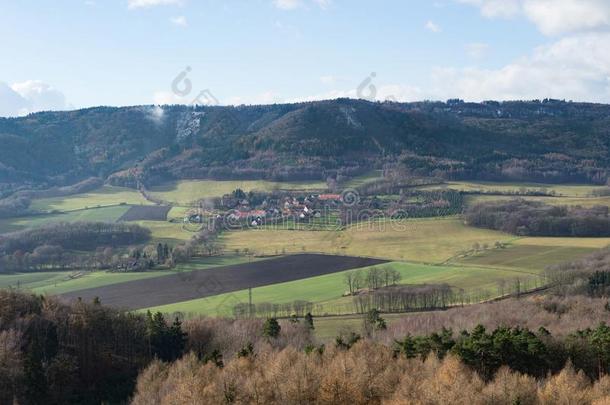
{"left": 514, "top": 237, "right": 610, "bottom": 248}
{"left": 341, "top": 170, "right": 383, "bottom": 189}
{"left": 465, "top": 194, "right": 610, "bottom": 208}
{"left": 456, "top": 244, "right": 596, "bottom": 271}
{"left": 222, "top": 217, "right": 514, "bottom": 263}
{"left": 0, "top": 205, "right": 131, "bottom": 234}
{"left": 0, "top": 256, "right": 252, "bottom": 296}
{"left": 144, "top": 260, "right": 544, "bottom": 317}
{"left": 312, "top": 312, "right": 412, "bottom": 340}
{"left": 424, "top": 181, "right": 606, "bottom": 197}
{"left": 148, "top": 179, "right": 328, "bottom": 205}
{"left": 132, "top": 220, "right": 195, "bottom": 244}
{"left": 29, "top": 185, "right": 150, "bottom": 212}
{"left": 2, "top": 178, "right": 608, "bottom": 327}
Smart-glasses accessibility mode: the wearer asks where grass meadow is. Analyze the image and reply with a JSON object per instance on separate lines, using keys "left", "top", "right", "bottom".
{"left": 0, "top": 205, "right": 131, "bottom": 234}
{"left": 148, "top": 179, "right": 327, "bottom": 205}
{"left": 1, "top": 256, "right": 252, "bottom": 296}
{"left": 222, "top": 217, "right": 514, "bottom": 263}
{"left": 144, "top": 260, "right": 546, "bottom": 317}
{"left": 423, "top": 181, "right": 606, "bottom": 197}
{"left": 29, "top": 185, "right": 150, "bottom": 212}
{"left": 2, "top": 178, "right": 609, "bottom": 333}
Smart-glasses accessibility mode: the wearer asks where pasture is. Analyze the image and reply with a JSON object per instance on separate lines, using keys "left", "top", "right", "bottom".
{"left": 2, "top": 177, "right": 608, "bottom": 326}
{"left": 118, "top": 205, "right": 171, "bottom": 221}
{"left": 456, "top": 244, "right": 596, "bottom": 271}
{"left": 145, "top": 260, "right": 545, "bottom": 317}
{"left": 148, "top": 179, "right": 327, "bottom": 205}
{"left": 222, "top": 217, "right": 514, "bottom": 263}
{"left": 60, "top": 254, "right": 386, "bottom": 309}
{"left": 0, "top": 205, "right": 131, "bottom": 234}
{"left": 465, "top": 194, "right": 610, "bottom": 208}
{"left": 424, "top": 181, "right": 606, "bottom": 197}
{"left": 1, "top": 256, "right": 252, "bottom": 296}
{"left": 29, "top": 185, "right": 150, "bottom": 212}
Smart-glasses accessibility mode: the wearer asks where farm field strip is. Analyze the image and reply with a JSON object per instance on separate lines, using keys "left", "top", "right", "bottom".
{"left": 455, "top": 244, "right": 597, "bottom": 270}
{"left": 465, "top": 194, "right": 610, "bottom": 208}
{"left": 60, "top": 254, "right": 387, "bottom": 309}
{"left": 1, "top": 256, "right": 253, "bottom": 296}
{"left": 29, "top": 185, "right": 151, "bottom": 212}
{"left": 423, "top": 181, "right": 606, "bottom": 197}
{"left": 311, "top": 311, "right": 438, "bottom": 341}
{"left": 222, "top": 218, "right": 513, "bottom": 263}
{"left": 145, "top": 260, "right": 546, "bottom": 317}
{"left": 148, "top": 179, "right": 328, "bottom": 205}
{"left": 0, "top": 205, "right": 131, "bottom": 234}
{"left": 118, "top": 205, "right": 171, "bottom": 222}
{"left": 514, "top": 237, "right": 610, "bottom": 248}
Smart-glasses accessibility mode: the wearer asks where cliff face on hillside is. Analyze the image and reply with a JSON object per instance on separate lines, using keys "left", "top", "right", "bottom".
{"left": 0, "top": 98, "right": 609, "bottom": 196}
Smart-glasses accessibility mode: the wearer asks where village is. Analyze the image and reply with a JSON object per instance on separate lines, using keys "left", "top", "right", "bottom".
{"left": 182, "top": 190, "right": 344, "bottom": 228}
{"left": 181, "top": 187, "right": 461, "bottom": 230}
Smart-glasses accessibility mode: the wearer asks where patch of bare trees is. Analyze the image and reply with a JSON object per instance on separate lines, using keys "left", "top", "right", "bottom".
{"left": 343, "top": 266, "right": 402, "bottom": 295}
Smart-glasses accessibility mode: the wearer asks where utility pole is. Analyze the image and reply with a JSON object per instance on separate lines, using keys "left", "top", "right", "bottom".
{"left": 248, "top": 287, "right": 253, "bottom": 318}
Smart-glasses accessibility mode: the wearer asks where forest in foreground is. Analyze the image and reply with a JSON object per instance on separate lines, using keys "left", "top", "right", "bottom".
{"left": 3, "top": 285, "right": 610, "bottom": 404}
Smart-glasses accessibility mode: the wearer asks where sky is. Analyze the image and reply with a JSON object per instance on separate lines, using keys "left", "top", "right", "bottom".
{"left": 1, "top": 0, "right": 610, "bottom": 116}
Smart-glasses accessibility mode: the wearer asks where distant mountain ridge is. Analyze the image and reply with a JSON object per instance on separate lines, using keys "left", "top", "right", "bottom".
{"left": 1, "top": 98, "right": 609, "bottom": 196}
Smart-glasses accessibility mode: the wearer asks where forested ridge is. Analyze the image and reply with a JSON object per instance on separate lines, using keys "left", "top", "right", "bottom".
{"left": 1, "top": 98, "right": 609, "bottom": 196}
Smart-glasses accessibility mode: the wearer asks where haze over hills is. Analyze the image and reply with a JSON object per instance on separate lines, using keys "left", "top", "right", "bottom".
{"left": 1, "top": 98, "right": 609, "bottom": 197}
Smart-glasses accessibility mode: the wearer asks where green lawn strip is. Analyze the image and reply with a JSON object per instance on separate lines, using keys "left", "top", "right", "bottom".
{"left": 29, "top": 185, "right": 150, "bottom": 212}
{"left": 0, "top": 256, "right": 253, "bottom": 296}
{"left": 0, "top": 205, "right": 131, "bottom": 234}
{"left": 455, "top": 244, "right": 595, "bottom": 271}
{"left": 312, "top": 312, "right": 410, "bottom": 341}
{"left": 32, "top": 271, "right": 175, "bottom": 296}
{"left": 148, "top": 179, "right": 327, "bottom": 205}
{"left": 0, "top": 272, "right": 74, "bottom": 291}
{"left": 143, "top": 261, "right": 543, "bottom": 317}
{"left": 464, "top": 194, "right": 610, "bottom": 208}
{"left": 341, "top": 170, "right": 383, "bottom": 189}
{"left": 425, "top": 181, "right": 605, "bottom": 197}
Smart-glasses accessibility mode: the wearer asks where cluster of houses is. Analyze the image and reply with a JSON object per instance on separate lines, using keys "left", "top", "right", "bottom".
{"left": 200, "top": 193, "right": 344, "bottom": 227}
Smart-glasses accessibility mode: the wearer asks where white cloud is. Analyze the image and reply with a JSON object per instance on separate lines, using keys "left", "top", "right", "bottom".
{"left": 0, "top": 80, "right": 68, "bottom": 117}
{"left": 457, "top": 0, "right": 520, "bottom": 18}
{"left": 0, "top": 83, "right": 29, "bottom": 117}
{"left": 273, "top": 0, "right": 301, "bottom": 10}
{"left": 320, "top": 75, "right": 337, "bottom": 85}
{"left": 153, "top": 90, "right": 188, "bottom": 105}
{"left": 465, "top": 42, "right": 490, "bottom": 59}
{"left": 431, "top": 33, "right": 610, "bottom": 102}
{"left": 11, "top": 80, "right": 67, "bottom": 112}
{"left": 256, "top": 91, "right": 284, "bottom": 104}
{"left": 272, "top": 0, "right": 331, "bottom": 10}
{"left": 458, "top": 0, "right": 610, "bottom": 35}
{"left": 425, "top": 20, "right": 442, "bottom": 33}
{"left": 170, "top": 15, "right": 188, "bottom": 27}
{"left": 128, "top": 0, "right": 182, "bottom": 10}
{"left": 523, "top": 0, "right": 610, "bottom": 36}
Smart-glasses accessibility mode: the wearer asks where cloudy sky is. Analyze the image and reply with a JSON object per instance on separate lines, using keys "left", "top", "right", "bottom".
{"left": 1, "top": 0, "right": 610, "bottom": 116}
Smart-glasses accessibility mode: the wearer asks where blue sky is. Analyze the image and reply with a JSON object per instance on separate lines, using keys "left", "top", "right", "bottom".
{"left": 1, "top": 0, "right": 610, "bottom": 116}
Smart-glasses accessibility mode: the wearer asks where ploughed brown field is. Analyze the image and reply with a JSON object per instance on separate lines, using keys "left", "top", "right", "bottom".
{"left": 60, "top": 254, "right": 387, "bottom": 309}
{"left": 118, "top": 205, "right": 171, "bottom": 221}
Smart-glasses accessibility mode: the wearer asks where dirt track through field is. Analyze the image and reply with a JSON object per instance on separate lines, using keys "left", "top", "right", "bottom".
{"left": 60, "top": 254, "right": 387, "bottom": 309}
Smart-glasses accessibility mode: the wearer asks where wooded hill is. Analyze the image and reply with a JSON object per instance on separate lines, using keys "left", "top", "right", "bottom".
{"left": 1, "top": 98, "right": 609, "bottom": 196}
